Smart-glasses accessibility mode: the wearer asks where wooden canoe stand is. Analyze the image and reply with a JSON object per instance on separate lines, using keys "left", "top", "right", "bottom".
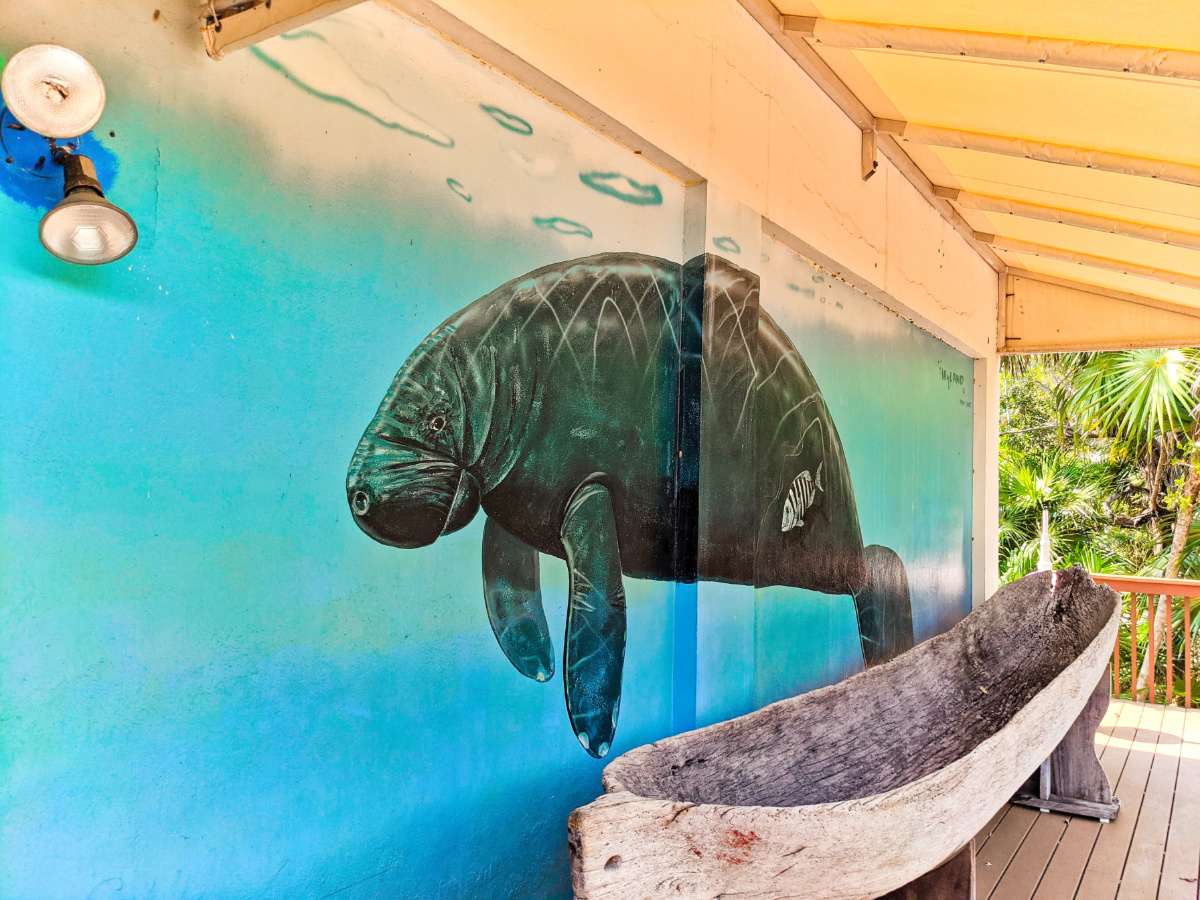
{"left": 881, "top": 666, "right": 1118, "bottom": 900}
{"left": 568, "top": 567, "right": 1121, "bottom": 900}
{"left": 1011, "top": 667, "right": 1121, "bottom": 822}
{"left": 879, "top": 842, "right": 975, "bottom": 900}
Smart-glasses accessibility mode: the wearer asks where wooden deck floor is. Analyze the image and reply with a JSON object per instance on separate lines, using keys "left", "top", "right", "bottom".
{"left": 975, "top": 699, "right": 1200, "bottom": 900}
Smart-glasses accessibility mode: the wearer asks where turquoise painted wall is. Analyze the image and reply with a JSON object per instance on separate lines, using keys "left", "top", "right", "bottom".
{"left": 693, "top": 241, "right": 974, "bottom": 727}
{"left": 751, "top": 241, "right": 974, "bottom": 704}
{"left": 1, "top": 5, "right": 971, "bottom": 897}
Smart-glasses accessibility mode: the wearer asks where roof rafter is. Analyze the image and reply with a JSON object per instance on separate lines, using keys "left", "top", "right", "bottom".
{"left": 734, "top": 0, "right": 1005, "bottom": 274}
{"left": 935, "top": 188, "right": 1200, "bottom": 252}
{"left": 876, "top": 120, "right": 1200, "bottom": 189}
{"left": 782, "top": 17, "right": 1200, "bottom": 83}
{"left": 977, "top": 234, "right": 1200, "bottom": 291}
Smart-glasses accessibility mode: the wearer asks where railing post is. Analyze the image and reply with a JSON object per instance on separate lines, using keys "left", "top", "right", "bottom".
{"left": 1149, "top": 594, "right": 1157, "bottom": 705}
{"left": 1112, "top": 628, "right": 1120, "bottom": 699}
{"left": 1187, "top": 596, "right": 1193, "bottom": 711}
{"left": 1166, "top": 596, "right": 1174, "bottom": 706}
{"left": 1130, "top": 593, "right": 1139, "bottom": 703}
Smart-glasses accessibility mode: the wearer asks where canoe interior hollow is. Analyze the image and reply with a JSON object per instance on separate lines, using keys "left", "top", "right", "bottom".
{"left": 602, "top": 566, "right": 1117, "bottom": 808}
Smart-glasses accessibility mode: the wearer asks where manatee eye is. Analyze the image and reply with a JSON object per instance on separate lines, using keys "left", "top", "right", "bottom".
{"left": 428, "top": 415, "right": 446, "bottom": 433}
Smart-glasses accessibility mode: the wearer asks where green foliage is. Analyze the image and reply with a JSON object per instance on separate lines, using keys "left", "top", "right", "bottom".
{"left": 1002, "top": 349, "right": 1200, "bottom": 706}
{"left": 1068, "top": 349, "right": 1196, "bottom": 450}
{"left": 998, "top": 453, "right": 1110, "bottom": 582}
{"left": 1000, "top": 349, "right": 1200, "bottom": 584}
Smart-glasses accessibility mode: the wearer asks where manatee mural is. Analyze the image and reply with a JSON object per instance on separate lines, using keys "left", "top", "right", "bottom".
{"left": 346, "top": 253, "right": 914, "bottom": 758}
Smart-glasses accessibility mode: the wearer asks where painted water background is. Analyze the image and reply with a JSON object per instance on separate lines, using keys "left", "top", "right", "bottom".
{"left": 1, "top": 5, "right": 971, "bottom": 897}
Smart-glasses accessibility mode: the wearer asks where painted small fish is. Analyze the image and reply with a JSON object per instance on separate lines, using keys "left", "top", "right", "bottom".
{"left": 781, "top": 461, "right": 823, "bottom": 533}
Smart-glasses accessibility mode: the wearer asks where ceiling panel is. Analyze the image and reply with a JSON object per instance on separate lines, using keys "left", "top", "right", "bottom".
{"left": 776, "top": 0, "right": 1200, "bottom": 53}
{"left": 836, "top": 52, "right": 1200, "bottom": 165}
{"left": 1000, "top": 254, "right": 1200, "bottom": 311}
{"left": 917, "top": 148, "right": 1200, "bottom": 234}
{"left": 769, "top": 0, "right": 1200, "bottom": 331}
{"left": 968, "top": 214, "right": 1200, "bottom": 278}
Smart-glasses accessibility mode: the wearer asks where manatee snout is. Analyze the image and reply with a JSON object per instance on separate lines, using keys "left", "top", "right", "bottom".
{"left": 347, "top": 435, "right": 480, "bottom": 548}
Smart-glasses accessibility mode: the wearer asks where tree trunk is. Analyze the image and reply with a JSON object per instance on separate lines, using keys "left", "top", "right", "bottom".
{"left": 1137, "top": 447, "right": 1200, "bottom": 696}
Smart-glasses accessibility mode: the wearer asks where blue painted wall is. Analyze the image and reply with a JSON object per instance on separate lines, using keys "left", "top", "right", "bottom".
{"left": 1, "top": 5, "right": 972, "bottom": 897}
{"left": 751, "top": 242, "right": 974, "bottom": 707}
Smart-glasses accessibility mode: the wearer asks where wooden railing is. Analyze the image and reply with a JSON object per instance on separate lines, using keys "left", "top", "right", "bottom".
{"left": 1089, "top": 573, "right": 1200, "bottom": 708}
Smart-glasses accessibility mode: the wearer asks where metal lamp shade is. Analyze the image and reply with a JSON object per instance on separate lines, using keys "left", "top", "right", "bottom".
{"left": 39, "top": 189, "right": 138, "bottom": 265}
{"left": 1, "top": 44, "right": 106, "bottom": 139}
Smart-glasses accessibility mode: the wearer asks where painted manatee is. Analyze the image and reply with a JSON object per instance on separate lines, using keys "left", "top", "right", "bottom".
{"left": 347, "top": 252, "right": 913, "bottom": 757}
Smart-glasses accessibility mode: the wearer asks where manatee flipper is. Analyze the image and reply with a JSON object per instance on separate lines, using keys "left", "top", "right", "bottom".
{"left": 853, "top": 544, "right": 915, "bottom": 667}
{"left": 560, "top": 481, "right": 627, "bottom": 759}
{"left": 483, "top": 517, "right": 555, "bottom": 682}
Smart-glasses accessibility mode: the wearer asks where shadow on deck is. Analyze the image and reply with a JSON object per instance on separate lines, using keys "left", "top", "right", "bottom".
{"left": 975, "top": 700, "right": 1200, "bottom": 900}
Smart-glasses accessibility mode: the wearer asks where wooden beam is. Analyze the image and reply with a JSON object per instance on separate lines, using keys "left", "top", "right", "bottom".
{"left": 737, "top": 1, "right": 872, "bottom": 130}
{"left": 946, "top": 190, "right": 1200, "bottom": 252}
{"left": 202, "top": 0, "right": 366, "bottom": 60}
{"left": 878, "top": 120, "right": 1200, "bottom": 189}
{"left": 734, "top": 0, "right": 1005, "bottom": 274}
{"left": 1089, "top": 574, "right": 1200, "bottom": 597}
{"left": 782, "top": 18, "right": 1200, "bottom": 83}
{"left": 861, "top": 127, "right": 878, "bottom": 181}
{"left": 980, "top": 235, "right": 1200, "bottom": 291}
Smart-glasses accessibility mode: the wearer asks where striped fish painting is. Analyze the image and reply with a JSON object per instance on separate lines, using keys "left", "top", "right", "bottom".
{"left": 781, "top": 461, "right": 823, "bottom": 533}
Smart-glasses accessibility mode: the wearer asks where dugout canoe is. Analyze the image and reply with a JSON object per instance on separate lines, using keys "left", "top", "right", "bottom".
{"left": 568, "top": 566, "right": 1119, "bottom": 900}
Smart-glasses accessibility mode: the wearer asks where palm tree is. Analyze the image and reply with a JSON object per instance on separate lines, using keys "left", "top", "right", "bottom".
{"left": 998, "top": 453, "right": 1112, "bottom": 582}
{"left": 1068, "top": 349, "right": 1200, "bottom": 691}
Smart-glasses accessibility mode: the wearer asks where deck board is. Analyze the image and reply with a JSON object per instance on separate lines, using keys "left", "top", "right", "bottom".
{"left": 983, "top": 700, "right": 1195, "bottom": 900}
{"left": 989, "top": 813, "right": 1069, "bottom": 900}
{"left": 1075, "top": 703, "right": 1165, "bottom": 899}
{"left": 1029, "top": 699, "right": 1144, "bottom": 900}
{"left": 978, "top": 806, "right": 1041, "bottom": 897}
{"left": 1118, "top": 706, "right": 1188, "bottom": 900}
{"left": 978, "top": 805, "right": 1015, "bottom": 851}
{"left": 1157, "top": 707, "right": 1200, "bottom": 900}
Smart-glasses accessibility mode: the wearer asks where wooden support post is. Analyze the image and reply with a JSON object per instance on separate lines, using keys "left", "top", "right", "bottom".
{"left": 1186, "top": 596, "right": 1193, "bottom": 709}
{"left": 878, "top": 841, "right": 975, "bottom": 900}
{"left": 1012, "top": 668, "right": 1121, "bottom": 821}
{"left": 1130, "top": 595, "right": 1139, "bottom": 702}
{"left": 1112, "top": 628, "right": 1120, "bottom": 698}
{"left": 1149, "top": 595, "right": 1157, "bottom": 703}
{"left": 1166, "top": 595, "right": 1174, "bottom": 705}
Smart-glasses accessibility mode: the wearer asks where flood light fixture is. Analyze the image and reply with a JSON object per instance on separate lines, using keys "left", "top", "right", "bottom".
{"left": 1, "top": 44, "right": 106, "bottom": 139}
{"left": 39, "top": 151, "right": 138, "bottom": 266}
{"left": 2, "top": 44, "right": 137, "bottom": 265}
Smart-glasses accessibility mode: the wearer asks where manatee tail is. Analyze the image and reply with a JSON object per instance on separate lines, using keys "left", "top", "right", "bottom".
{"left": 852, "top": 544, "right": 915, "bottom": 668}
{"left": 483, "top": 517, "right": 555, "bottom": 682}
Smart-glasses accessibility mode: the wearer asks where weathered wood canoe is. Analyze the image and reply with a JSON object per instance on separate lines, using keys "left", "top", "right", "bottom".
{"left": 569, "top": 567, "right": 1119, "bottom": 899}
